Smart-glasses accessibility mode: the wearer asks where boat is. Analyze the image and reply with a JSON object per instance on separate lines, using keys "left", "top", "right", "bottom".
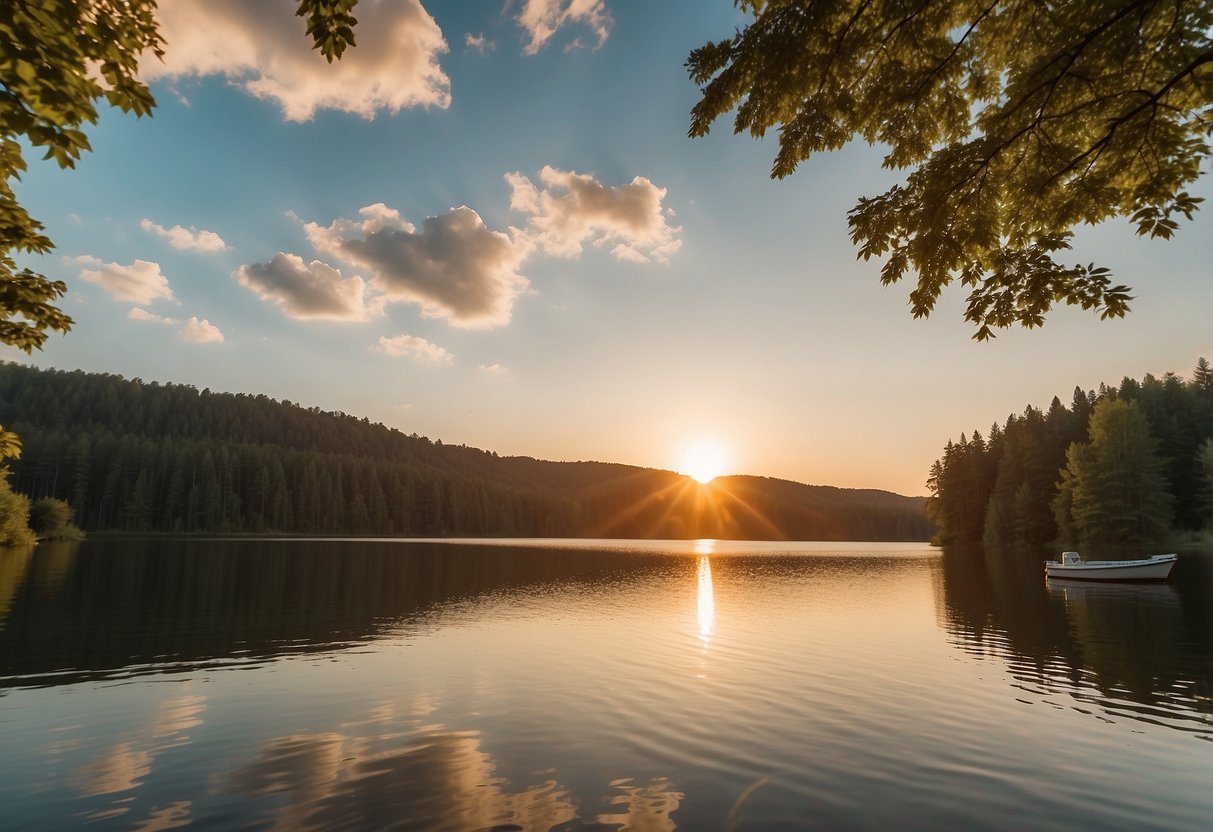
{"left": 1044, "top": 551, "right": 1177, "bottom": 582}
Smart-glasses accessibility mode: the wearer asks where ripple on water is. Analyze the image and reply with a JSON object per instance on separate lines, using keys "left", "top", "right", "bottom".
{"left": 2, "top": 540, "right": 1211, "bottom": 831}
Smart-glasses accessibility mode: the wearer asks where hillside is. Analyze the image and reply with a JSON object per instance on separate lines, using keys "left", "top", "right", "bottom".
{"left": 0, "top": 363, "right": 930, "bottom": 540}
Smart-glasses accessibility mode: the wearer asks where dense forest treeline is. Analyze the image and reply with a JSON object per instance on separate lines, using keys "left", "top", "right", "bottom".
{"left": 0, "top": 363, "right": 931, "bottom": 541}
{"left": 929, "top": 358, "right": 1213, "bottom": 548}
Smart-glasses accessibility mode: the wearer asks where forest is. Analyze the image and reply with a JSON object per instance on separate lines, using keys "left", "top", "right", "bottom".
{"left": 928, "top": 358, "right": 1213, "bottom": 549}
{"left": 0, "top": 363, "right": 930, "bottom": 542}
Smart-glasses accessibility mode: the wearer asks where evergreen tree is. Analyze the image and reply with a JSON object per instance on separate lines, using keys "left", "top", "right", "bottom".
{"left": 1193, "top": 357, "right": 1213, "bottom": 395}
{"left": 1054, "top": 399, "right": 1173, "bottom": 546}
{"left": 0, "top": 363, "right": 933, "bottom": 541}
{"left": 928, "top": 431, "right": 996, "bottom": 544}
{"left": 118, "top": 471, "right": 151, "bottom": 531}
{"left": 1070, "top": 387, "right": 1094, "bottom": 442}
{"left": 1197, "top": 438, "right": 1213, "bottom": 529}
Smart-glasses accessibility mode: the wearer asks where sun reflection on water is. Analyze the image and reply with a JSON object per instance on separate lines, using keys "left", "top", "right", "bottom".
{"left": 696, "top": 542, "right": 715, "bottom": 645}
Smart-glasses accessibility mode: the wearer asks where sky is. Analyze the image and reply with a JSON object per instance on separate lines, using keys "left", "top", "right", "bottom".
{"left": 9, "top": 0, "right": 1212, "bottom": 496}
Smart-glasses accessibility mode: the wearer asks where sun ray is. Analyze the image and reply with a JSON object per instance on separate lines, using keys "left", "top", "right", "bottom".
{"left": 709, "top": 479, "right": 787, "bottom": 540}
{"left": 588, "top": 474, "right": 698, "bottom": 538}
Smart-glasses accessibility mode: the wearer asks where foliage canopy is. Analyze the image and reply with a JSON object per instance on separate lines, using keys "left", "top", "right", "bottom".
{"left": 29, "top": 496, "right": 82, "bottom": 540}
{"left": 688, "top": 0, "right": 1212, "bottom": 339}
{"left": 0, "top": 474, "right": 34, "bottom": 546}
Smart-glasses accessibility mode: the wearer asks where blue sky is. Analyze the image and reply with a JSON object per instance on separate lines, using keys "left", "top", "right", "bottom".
{"left": 10, "top": 0, "right": 1212, "bottom": 495}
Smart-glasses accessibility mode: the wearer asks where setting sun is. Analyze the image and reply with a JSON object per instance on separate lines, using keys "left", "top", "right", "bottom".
{"left": 679, "top": 439, "right": 730, "bottom": 484}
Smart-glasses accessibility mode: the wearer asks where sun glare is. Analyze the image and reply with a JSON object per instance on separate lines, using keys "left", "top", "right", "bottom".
{"left": 679, "top": 439, "right": 729, "bottom": 484}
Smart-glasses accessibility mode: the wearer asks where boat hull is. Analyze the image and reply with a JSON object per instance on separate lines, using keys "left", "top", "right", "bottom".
{"left": 1044, "top": 555, "right": 1177, "bottom": 582}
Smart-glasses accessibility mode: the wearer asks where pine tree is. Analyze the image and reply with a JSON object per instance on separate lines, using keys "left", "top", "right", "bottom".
{"left": 118, "top": 472, "right": 151, "bottom": 531}
{"left": 1055, "top": 399, "right": 1173, "bottom": 546}
{"left": 1194, "top": 357, "right": 1213, "bottom": 395}
{"left": 1197, "top": 438, "right": 1213, "bottom": 529}
{"left": 67, "top": 434, "right": 90, "bottom": 527}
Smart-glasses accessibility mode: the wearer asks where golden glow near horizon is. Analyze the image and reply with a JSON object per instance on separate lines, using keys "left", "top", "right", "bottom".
{"left": 679, "top": 439, "right": 730, "bottom": 484}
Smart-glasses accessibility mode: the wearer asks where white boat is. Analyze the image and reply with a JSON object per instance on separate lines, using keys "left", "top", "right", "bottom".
{"left": 1044, "top": 551, "right": 1177, "bottom": 582}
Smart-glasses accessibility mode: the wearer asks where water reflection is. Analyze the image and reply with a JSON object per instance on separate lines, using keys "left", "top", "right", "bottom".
{"left": 131, "top": 800, "right": 191, "bottom": 831}
{"left": 0, "top": 538, "right": 672, "bottom": 689}
{"left": 63, "top": 687, "right": 208, "bottom": 825}
{"left": 938, "top": 546, "right": 1213, "bottom": 738}
{"left": 75, "top": 740, "right": 152, "bottom": 798}
{"left": 0, "top": 544, "right": 35, "bottom": 623}
{"left": 696, "top": 545, "right": 715, "bottom": 645}
{"left": 228, "top": 703, "right": 681, "bottom": 831}
{"left": 3, "top": 539, "right": 1211, "bottom": 830}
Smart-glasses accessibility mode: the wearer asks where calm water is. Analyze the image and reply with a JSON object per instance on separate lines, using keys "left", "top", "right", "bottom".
{"left": 0, "top": 538, "right": 1210, "bottom": 831}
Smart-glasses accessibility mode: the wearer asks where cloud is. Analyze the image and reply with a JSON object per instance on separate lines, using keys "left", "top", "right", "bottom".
{"left": 375, "top": 334, "right": 453, "bottom": 365}
{"left": 128, "top": 307, "right": 178, "bottom": 325}
{"left": 235, "top": 253, "right": 384, "bottom": 321}
{"left": 478, "top": 363, "right": 509, "bottom": 376}
{"left": 140, "top": 219, "right": 227, "bottom": 252}
{"left": 465, "top": 33, "right": 493, "bottom": 54}
{"left": 305, "top": 204, "right": 529, "bottom": 328}
{"left": 129, "top": 308, "right": 224, "bottom": 344}
{"left": 516, "top": 0, "right": 612, "bottom": 54}
{"left": 143, "top": 0, "right": 450, "bottom": 121}
{"left": 180, "top": 317, "right": 225, "bottom": 344}
{"left": 75, "top": 256, "right": 175, "bottom": 305}
{"left": 506, "top": 166, "right": 682, "bottom": 262}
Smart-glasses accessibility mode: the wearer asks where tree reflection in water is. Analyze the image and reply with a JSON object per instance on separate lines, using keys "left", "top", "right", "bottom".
{"left": 936, "top": 545, "right": 1213, "bottom": 738}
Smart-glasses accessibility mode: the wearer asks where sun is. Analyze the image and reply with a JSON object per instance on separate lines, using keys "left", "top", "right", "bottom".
{"left": 679, "top": 439, "right": 730, "bottom": 484}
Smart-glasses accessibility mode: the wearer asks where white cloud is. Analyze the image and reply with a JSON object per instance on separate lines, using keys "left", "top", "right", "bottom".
{"left": 235, "top": 253, "right": 384, "bottom": 321}
{"left": 143, "top": 0, "right": 450, "bottom": 121}
{"left": 180, "top": 317, "right": 225, "bottom": 344}
{"left": 130, "top": 308, "right": 224, "bottom": 344}
{"left": 76, "top": 257, "right": 175, "bottom": 305}
{"left": 478, "top": 363, "right": 509, "bottom": 376}
{"left": 465, "top": 32, "right": 493, "bottom": 54}
{"left": 376, "top": 334, "right": 453, "bottom": 365}
{"left": 506, "top": 166, "right": 682, "bottom": 263}
{"left": 305, "top": 204, "right": 530, "bottom": 328}
{"left": 516, "top": 0, "right": 612, "bottom": 55}
{"left": 128, "top": 307, "right": 178, "bottom": 324}
{"left": 140, "top": 219, "right": 227, "bottom": 252}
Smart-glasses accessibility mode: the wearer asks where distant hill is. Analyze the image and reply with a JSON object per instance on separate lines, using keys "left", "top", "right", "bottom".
{"left": 0, "top": 363, "right": 930, "bottom": 540}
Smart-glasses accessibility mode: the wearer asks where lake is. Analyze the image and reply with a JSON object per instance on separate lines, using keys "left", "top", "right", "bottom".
{"left": 0, "top": 538, "right": 1210, "bottom": 830}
